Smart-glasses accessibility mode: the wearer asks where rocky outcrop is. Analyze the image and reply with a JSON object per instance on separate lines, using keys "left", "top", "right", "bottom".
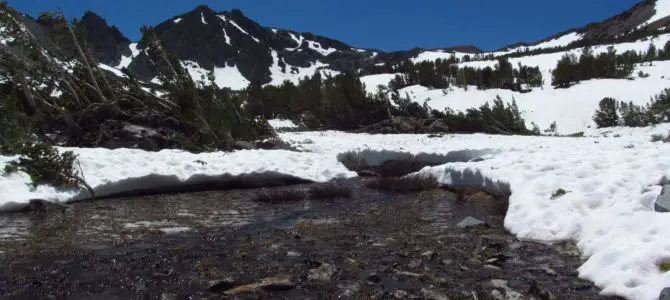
{"left": 79, "top": 12, "right": 132, "bottom": 66}
{"left": 654, "top": 184, "right": 670, "bottom": 212}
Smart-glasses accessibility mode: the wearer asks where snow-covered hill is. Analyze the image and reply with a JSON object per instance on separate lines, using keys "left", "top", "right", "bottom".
{"left": 375, "top": 33, "right": 670, "bottom": 135}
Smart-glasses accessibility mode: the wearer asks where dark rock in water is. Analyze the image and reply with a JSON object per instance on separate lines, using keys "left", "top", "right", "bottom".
{"left": 457, "top": 216, "right": 486, "bottom": 228}
{"left": 367, "top": 273, "right": 382, "bottom": 284}
{"left": 528, "top": 279, "right": 556, "bottom": 300}
{"left": 655, "top": 184, "right": 670, "bottom": 212}
{"left": 660, "top": 287, "right": 670, "bottom": 300}
{"left": 22, "top": 199, "right": 71, "bottom": 216}
{"left": 208, "top": 277, "right": 238, "bottom": 293}
{"left": 357, "top": 170, "right": 380, "bottom": 177}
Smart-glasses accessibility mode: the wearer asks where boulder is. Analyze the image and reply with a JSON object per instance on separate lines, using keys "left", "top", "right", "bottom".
{"left": 655, "top": 184, "right": 670, "bottom": 212}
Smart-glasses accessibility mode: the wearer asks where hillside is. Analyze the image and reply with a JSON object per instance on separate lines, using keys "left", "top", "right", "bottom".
{"left": 5, "top": 1, "right": 670, "bottom": 89}
{"left": 1, "top": 0, "right": 670, "bottom": 140}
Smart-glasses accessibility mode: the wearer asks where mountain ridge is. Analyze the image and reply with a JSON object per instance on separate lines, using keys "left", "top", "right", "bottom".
{"left": 8, "top": 0, "right": 670, "bottom": 86}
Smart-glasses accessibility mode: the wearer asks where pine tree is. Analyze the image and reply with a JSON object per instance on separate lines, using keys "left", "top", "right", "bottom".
{"left": 593, "top": 97, "right": 619, "bottom": 128}
{"left": 552, "top": 54, "right": 579, "bottom": 88}
{"left": 645, "top": 43, "right": 657, "bottom": 64}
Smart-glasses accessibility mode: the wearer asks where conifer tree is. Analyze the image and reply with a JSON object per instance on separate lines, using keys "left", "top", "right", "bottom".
{"left": 593, "top": 97, "right": 619, "bottom": 128}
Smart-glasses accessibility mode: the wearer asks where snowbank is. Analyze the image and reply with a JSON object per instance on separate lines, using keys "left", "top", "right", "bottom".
{"left": 0, "top": 147, "right": 355, "bottom": 212}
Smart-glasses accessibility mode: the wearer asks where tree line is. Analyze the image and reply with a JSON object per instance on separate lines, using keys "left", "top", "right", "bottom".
{"left": 385, "top": 58, "right": 543, "bottom": 92}
{"left": 552, "top": 43, "right": 670, "bottom": 87}
{"left": 593, "top": 88, "right": 670, "bottom": 128}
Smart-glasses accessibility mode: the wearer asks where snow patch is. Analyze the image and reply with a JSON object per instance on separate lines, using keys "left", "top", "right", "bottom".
{"left": 267, "top": 50, "right": 339, "bottom": 86}
{"left": 98, "top": 63, "right": 127, "bottom": 78}
{"left": 200, "top": 12, "right": 207, "bottom": 25}
{"left": 181, "top": 60, "right": 251, "bottom": 90}
{"left": 495, "top": 32, "right": 584, "bottom": 56}
{"left": 411, "top": 50, "right": 472, "bottom": 63}
{"left": 222, "top": 28, "right": 232, "bottom": 45}
{"left": 287, "top": 33, "right": 304, "bottom": 50}
{"left": 306, "top": 40, "right": 337, "bottom": 56}
{"left": 229, "top": 20, "right": 260, "bottom": 43}
{"left": 173, "top": 18, "right": 183, "bottom": 24}
{"left": 268, "top": 119, "right": 299, "bottom": 129}
{"left": 116, "top": 43, "right": 140, "bottom": 69}
{"left": 360, "top": 73, "right": 401, "bottom": 94}
{"left": 213, "top": 64, "right": 250, "bottom": 90}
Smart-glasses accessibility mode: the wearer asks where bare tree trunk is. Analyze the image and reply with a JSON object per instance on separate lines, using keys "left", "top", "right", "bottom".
{"left": 60, "top": 13, "right": 108, "bottom": 103}
{"left": 14, "top": 73, "right": 40, "bottom": 114}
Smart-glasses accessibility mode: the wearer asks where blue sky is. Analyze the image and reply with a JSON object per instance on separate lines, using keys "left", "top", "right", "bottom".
{"left": 9, "top": 0, "right": 642, "bottom": 51}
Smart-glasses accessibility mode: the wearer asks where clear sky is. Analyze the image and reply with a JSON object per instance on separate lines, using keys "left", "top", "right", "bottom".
{"left": 8, "top": 0, "right": 643, "bottom": 51}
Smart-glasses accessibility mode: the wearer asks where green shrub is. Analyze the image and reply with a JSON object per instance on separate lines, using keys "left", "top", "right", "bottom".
{"left": 550, "top": 188, "right": 569, "bottom": 199}
{"left": 3, "top": 142, "right": 79, "bottom": 187}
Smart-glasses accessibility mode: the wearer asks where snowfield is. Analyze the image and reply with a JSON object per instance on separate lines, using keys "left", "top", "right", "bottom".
{"left": 361, "top": 58, "right": 670, "bottom": 136}
{"left": 2, "top": 124, "right": 670, "bottom": 299}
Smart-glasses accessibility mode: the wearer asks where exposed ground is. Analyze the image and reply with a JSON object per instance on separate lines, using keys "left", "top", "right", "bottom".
{"left": 0, "top": 177, "right": 622, "bottom": 299}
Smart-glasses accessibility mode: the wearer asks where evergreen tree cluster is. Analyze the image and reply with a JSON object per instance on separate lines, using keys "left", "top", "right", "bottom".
{"left": 551, "top": 46, "right": 639, "bottom": 87}
{"left": 246, "top": 72, "right": 391, "bottom": 131}
{"left": 593, "top": 88, "right": 670, "bottom": 128}
{"left": 439, "top": 96, "right": 530, "bottom": 134}
{"left": 387, "top": 58, "right": 542, "bottom": 92}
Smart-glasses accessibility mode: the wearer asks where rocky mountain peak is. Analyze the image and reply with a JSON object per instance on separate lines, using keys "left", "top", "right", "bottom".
{"left": 79, "top": 11, "right": 131, "bottom": 66}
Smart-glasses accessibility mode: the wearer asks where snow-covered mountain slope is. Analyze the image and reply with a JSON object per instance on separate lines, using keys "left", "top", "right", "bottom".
{"left": 7, "top": 0, "right": 670, "bottom": 97}
{"left": 118, "top": 5, "right": 377, "bottom": 86}
{"left": 13, "top": 0, "right": 662, "bottom": 91}
{"left": 370, "top": 30, "right": 670, "bottom": 135}
{"left": 412, "top": 0, "right": 670, "bottom": 63}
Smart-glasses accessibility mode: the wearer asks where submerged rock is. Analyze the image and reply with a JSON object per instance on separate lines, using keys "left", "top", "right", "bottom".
{"left": 457, "top": 216, "right": 486, "bottom": 228}
{"left": 307, "top": 263, "right": 336, "bottom": 282}
{"left": 660, "top": 287, "right": 670, "bottom": 300}
{"left": 224, "top": 275, "right": 294, "bottom": 295}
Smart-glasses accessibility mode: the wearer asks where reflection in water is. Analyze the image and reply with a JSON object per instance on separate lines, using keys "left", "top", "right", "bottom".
{"left": 0, "top": 216, "right": 31, "bottom": 240}
{"left": 0, "top": 185, "right": 336, "bottom": 246}
{"left": 0, "top": 179, "right": 395, "bottom": 249}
